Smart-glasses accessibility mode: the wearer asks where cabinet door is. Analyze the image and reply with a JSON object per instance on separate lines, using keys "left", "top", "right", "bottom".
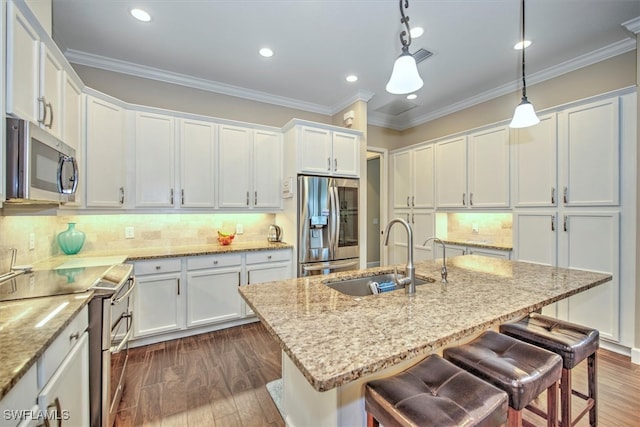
{"left": 187, "top": 268, "right": 242, "bottom": 327}
{"left": 468, "top": 126, "right": 510, "bottom": 208}
{"left": 37, "top": 333, "right": 89, "bottom": 427}
{"left": 299, "top": 126, "right": 332, "bottom": 175}
{"left": 560, "top": 98, "right": 619, "bottom": 206}
{"left": 332, "top": 131, "right": 359, "bottom": 177}
{"left": 558, "top": 212, "right": 620, "bottom": 341}
{"left": 245, "top": 263, "right": 291, "bottom": 315}
{"left": 6, "top": 2, "right": 40, "bottom": 123}
{"left": 135, "top": 112, "right": 175, "bottom": 207}
{"left": 40, "top": 45, "right": 63, "bottom": 138}
{"left": 513, "top": 114, "right": 557, "bottom": 207}
{"left": 180, "top": 119, "right": 216, "bottom": 207}
{"left": 133, "top": 273, "right": 182, "bottom": 337}
{"left": 218, "top": 124, "right": 252, "bottom": 208}
{"left": 391, "top": 151, "right": 412, "bottom": 209}
{"left": 388, "top": 210, "right": 410, "bottom": 265}
{"left": 435, "top": 136, "right": 467, "bottom": 208}
{"left": 514, "top": 212, "right": 557, "bottom": 266}
{"left": 412, "top": 145, "right": 434, "bottom": 208}
{"left": 85, "top": 97, "right": 127, "bottom": 207}
{"left": 412, "top": 210, "right": 434, "bottom": 262}
{"left": 62, "top": 74, "right": 82, "bottom": 150}
{"left": 253, "top": 130, "right": 282, "bottom": 208}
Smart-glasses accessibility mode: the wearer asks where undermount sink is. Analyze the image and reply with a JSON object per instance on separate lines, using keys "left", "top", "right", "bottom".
{"left": 323, "top": 273, "right": 433, "bottom": 296}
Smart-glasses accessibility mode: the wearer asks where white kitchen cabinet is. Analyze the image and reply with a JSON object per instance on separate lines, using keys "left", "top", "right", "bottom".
{"left": 40, "top": 45, "right": 63, "bottom": 138}
{"left": 559, "top": 97, "right": 620, "bottom": 207}
{"left": 218, "top": 125, "right": 282, "bottom": 209}
{"left": 386, "top": 210, "right": 435, "bottom": 264}
{"left": 133, "top": 259, "right": 183, "bottom": 338}
{"left": 513, "top": 114, "right": 557, "bottom": 207}
{"left": 85, "top": 95, "right": 127, "bottom": 207}
{"left": 0, "top": 366, "right": 37, "bottom": 427}
{"left": 186, "top": 254, "right": 243, "bottom": 327}
{"left": 557, "top": 212, "right": 620, "bottom": 341}
{"left": 392, "top": 145, "right": 434, "bottom": 209}
{"left": 435, "top": 126, "right": 510, "bottom": 208}
{"left": 61, "top": 73, "right": 82, "bottom": 150}
{"left": 514, "top": 212, "right": 557, "bottom": 266}
{"left": 135, "top": 112, "right": 176, "bottom": 208}
{"left": 179, "top": 119, "right": 217, "bottom": 208}
{"left": 244, "top": 249, "right": 293, "bottom": 316}
{"left": 37, "top": 332, "right": 89, "bottom": 427}
{"left": 435, "top": 136, "right": 467, "bottom": 208}
{"left": 290, "top": 123, "right": 361, "bottom": 178}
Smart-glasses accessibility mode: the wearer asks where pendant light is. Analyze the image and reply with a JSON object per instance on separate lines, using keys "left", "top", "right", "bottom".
{"left": 509, "top": 0, "right": 540, "bottom": 128}
{"left": 386, "top": 0, "right": 423, "bottom": 95}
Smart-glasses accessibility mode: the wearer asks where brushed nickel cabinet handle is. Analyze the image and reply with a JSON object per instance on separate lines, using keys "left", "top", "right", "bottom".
{"left": 411, "top": 196, "right": 415, "bottom": 207}
{"left": 406, "top": 196, "right": 410, "bottom": 207}
{"left": 170, "top": 188, "right": 174, "bottom": 205}
{"left": 177, "top": 278, "right": 180, "bottom": 295}
{"left": 334, "top": 158, "right": 337, "bottom": 171}
{"left": 181, "top": 189, "right": 185, "bottom": 205}
{"left": 69, "top": 331, "right": 79, "bottom": 341}
{"left": 327, "top": 158, "right": 331, "bottom": 171}
{"left": 563, "top": 215, "right": 568, "bottom": 232}
{"left": 551, "top": 215, "right": 556, "bottom": 231}
{"left": 45, "top": 102, "right": 54, "bottom": 128}
{"left": 469, "top": 193, "right": 474, "bottom": 206}
{"left": 563, "top": 187, "right": 568, "bottom": 204}
{"left": 119, "top": 187, "right": 125, "bottom": 204}
{"left": 551, "top": 187, "right": 556, "bottom": 204}
{"left": 254, "top": 191, "right": 257, "bottom": 205}
{"left": 38, "top": 96, "right": 47, "bottom": 125}
{"left": 462, "top": 193, "right": 466, "bottom": 206}
{"left": 238, "top": 271, "right": 242, "bottom": 285}
{"left": 246, "top": 191, "right": 249, "bottom": 206}
{"left": 247, "top": 271, "right": 251, "bottom": 284}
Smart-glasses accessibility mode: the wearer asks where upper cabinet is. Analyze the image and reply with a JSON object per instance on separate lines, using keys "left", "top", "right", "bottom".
{"left": 218, "top": 125, "right": 282, "bottom": 209}
{"left": 180, "top": 119, "right": 217, "bottom": 208}
{"left": 287, "top": 122, "right": 361, "bottom": 178}
{"left": 391, "top": 145, "right": 434, "bottom": 209}
{"left": 135, "top": 112, "right": 176, "bottom": 208}
{"left": 6, "top": 2, "right": 82, "bottom": 143}
{"left": 513, "top": 114, "right": 558, "bottom": 207}
{"left": 435, "top": 126, "right": 510, "bottom": 209}
{"left": 85, "top": 95, "right": 127, "bottom": 208}
{"left": 559, "top": 97, "right": 620, "bottom": 207}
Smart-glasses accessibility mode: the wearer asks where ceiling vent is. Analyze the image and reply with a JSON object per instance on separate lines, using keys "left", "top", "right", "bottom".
{"left": 413, "top": 48, "right": 433, "bottom": 65}
{"left": 374, "top": 99, "right": 418, "bottom": 116}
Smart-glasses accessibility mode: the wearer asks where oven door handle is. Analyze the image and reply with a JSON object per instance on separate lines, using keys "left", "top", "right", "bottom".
{"left": 110, "top": 312, "right": 133, "bottom": 353}
{"left": 111, "top": 277, "right": 136, "bottom": 305}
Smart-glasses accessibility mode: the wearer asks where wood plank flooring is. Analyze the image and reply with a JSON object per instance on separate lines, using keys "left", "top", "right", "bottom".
{"left": 115, "top": 323, "right": 640, "bottom": 427}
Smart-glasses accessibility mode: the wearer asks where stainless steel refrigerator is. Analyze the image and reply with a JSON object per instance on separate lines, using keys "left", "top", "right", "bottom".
{"left": 298, "top": 175, "right": 360, "bottom": 276}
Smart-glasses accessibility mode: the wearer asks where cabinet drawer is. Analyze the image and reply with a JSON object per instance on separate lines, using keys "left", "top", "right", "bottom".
{"left": 38, "top": 305, "right": 88, "bottom": 389}
{"left": 135, "top": 258, "right": 182, "bottom": 275}
{"left": 246, "top": 250, "right": 290, "bottom": 265}
{"left": 187, "top": 253, "right": 242, "bottom": 270}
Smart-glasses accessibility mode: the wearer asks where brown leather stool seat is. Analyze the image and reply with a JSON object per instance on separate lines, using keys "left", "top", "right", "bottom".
{"left": 500, "top": 313, "right": 599, "bottom": 427}
{"left": 444, "top": 330, "right": 562, "bottom": 427}
{"left": 364, "top": 354, "right": 508, "bottom": 427}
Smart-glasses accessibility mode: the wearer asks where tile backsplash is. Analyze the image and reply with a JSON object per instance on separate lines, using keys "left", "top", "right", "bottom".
{"left": 436, "top": 212, "right": 513, "bottom": 247}
{"left": 0, "top": 213, "right": 276, "bottom": 266}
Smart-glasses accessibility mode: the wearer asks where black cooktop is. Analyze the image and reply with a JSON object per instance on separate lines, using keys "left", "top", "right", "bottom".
{"left": 0, "top": 265, "right": 115, "bottom": 302}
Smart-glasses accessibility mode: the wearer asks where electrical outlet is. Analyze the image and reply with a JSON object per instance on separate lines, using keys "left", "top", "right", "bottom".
{"left": 125, "top": 226, "right": 135, "bottom": 239}
{"left": 29, "top": 233, "right": 35, "bottom": 250}
{"left": 236, "top": 224, "right": 244, "bottom": 235}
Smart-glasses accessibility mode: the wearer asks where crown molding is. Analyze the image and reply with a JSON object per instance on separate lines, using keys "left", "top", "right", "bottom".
{"left": 372, "top": 37, "right": 637, "bottom": 131}
{"left": 331, "top": 91, "right": 376, "bottom": 115}
{"left": 622, "top": 16, "right": 640, "bottom": 34}
{"left": 65, "top": 49, "right": 334, "bottom": 115}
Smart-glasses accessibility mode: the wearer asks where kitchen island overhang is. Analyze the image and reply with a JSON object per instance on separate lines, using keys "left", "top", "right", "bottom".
{"left": 239, "top": 256, "right": 611, "bottom": 425}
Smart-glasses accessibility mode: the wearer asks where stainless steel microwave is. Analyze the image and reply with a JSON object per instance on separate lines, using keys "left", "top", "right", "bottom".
{"left": 5, "top": 118, "right": 78, "bottom": 204}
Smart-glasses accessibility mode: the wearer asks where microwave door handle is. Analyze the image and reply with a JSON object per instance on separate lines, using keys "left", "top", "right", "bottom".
{"left": 57, "top": 155, "right": 78, "bottom": 194}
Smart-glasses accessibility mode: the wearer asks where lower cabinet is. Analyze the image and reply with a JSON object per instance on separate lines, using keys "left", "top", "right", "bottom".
{"left": 186, "top": 254, "right": 243, "bottom": 327}
{"left": 244, "top": 250, "right": 292, "bottom": 316}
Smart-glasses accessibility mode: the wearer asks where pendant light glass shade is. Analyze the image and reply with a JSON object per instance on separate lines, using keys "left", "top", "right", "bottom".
{"left": 386, "top": 49, "right": 423, "bottom": 94}
{"left": 510, "top": 96, "right": 540, "bottom": 128}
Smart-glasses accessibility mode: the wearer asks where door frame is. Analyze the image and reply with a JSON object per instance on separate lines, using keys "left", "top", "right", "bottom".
{"left": 366, "top": 147, "right": 388, "bottom": 267}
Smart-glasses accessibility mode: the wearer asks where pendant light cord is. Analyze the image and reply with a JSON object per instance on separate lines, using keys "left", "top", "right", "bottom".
{"left": 521, "top": 0, "right": 527, "bottom": 99}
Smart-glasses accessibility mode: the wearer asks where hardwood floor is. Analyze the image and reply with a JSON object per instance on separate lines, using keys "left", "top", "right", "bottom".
{"left": 115, "top": 323, "right": 640, "bottom": 427}
{"left": 114, "top": 322, "right": 284, "bottom": 427}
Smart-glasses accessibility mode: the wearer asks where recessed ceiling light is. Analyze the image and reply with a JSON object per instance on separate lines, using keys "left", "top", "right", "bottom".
{"left": 130, "top": 8, "right": 151, "bottom": 22}
{"left": 514, "top": 40, "right": 532, "bottom": 50}
{"left": 407, "top": 94, "right": 417, "bottom": 100}
{"left": 346, "top": 75, "right": 358, "bottom": 83}
{"left": 410, "top": 27, "right": 424, "bottom": 38}
{"left": 259, "top": 48, "right": 274, "bottom": 58}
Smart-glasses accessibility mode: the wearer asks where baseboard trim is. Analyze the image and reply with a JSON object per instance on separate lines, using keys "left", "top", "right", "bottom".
{"left": 631, "top": 347, "right": 640, "bottom": 365}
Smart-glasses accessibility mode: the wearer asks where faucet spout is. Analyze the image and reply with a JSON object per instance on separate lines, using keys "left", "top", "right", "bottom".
{"left": 423, "top": 237, "right": 448, "bottom": 283}
{"left": 383, "top": 218, "right": 416, "bottom": 294}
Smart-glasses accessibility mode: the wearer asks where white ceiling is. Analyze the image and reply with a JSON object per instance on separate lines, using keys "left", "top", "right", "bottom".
{"left": 51, "top": 0, "right": 640, "bottom": 130}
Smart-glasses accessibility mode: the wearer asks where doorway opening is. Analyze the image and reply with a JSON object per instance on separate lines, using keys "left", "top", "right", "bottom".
{"left": 366, "top": 148, "right": 388, "bottom": 267}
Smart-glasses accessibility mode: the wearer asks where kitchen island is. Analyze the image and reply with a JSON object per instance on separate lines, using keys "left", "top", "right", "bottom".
{"left": 239, "top": 255, "right": 612, "bottom": 426}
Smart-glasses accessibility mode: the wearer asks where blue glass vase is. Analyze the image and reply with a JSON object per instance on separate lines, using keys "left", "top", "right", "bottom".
{"left": 57, "top": 223, "right": 86, "bottom": 255}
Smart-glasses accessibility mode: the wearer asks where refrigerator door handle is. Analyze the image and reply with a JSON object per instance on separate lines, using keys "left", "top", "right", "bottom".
{"left": 331, "top": 183, "right": 340, "bottom": 256}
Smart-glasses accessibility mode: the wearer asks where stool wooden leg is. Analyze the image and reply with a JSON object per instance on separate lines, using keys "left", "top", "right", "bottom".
{"left": 560, "top": 368, "right": 570, "bottom": 427}
{"left": 547, "top": 380, "right": 558, "bottom": 427}
{"left": 588, "top": 352, "right": 597, "bottom": 426}
{"left": 508, "top": 407, "right": 522, "bottom": 427}
{"left": 366, "top": 413, "right": 379, "bottom": 427}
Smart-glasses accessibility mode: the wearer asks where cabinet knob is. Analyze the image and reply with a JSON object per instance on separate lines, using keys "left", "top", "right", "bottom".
{"left": 267, "top": 255, "right": 272, "bottom": 260}
{"left": 69, "top": 331, "right": 79, "bottom": 341}
{"left": 213, "top": 260, "right": 218, "bottom": 265}
{"left": 155, "top": 265, "right": 161, "bottom": 270}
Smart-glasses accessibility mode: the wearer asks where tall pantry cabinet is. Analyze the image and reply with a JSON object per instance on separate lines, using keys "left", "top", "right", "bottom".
{"left": 513, "top": 93, "right": 635, "bottom": 345}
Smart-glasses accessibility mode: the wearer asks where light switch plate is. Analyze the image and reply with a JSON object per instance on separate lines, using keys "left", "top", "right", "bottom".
{"left": 125, "top": 226, "right": 135, "bottom": 239}
{"left": 236, "top": 224, "right": 244, "bottom": 235}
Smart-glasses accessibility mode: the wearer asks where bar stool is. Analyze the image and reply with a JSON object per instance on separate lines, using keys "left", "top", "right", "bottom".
{"left": 500, "top": 313, "right": 599, "bottom": 427}
{"left": 444, "top": 330, "right": 562, "bottom": 427}
{"left": 364, "top": 354, "right": 508, "bottom": 427}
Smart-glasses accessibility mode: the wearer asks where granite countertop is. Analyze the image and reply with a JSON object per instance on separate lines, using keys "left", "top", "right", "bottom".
{"left": 442, "top": 239, "right": 513, "bottom": 251}
{"left": 239, "top": 255, "right": 611, "bottom": 392}
{"left": 0, "top": 292, "right": 92, "bottom": 399}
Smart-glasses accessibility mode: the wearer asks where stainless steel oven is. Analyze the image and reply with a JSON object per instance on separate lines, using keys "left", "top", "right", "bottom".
{"left": 88, "top": 264, "right": 136, "bottom": 427}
